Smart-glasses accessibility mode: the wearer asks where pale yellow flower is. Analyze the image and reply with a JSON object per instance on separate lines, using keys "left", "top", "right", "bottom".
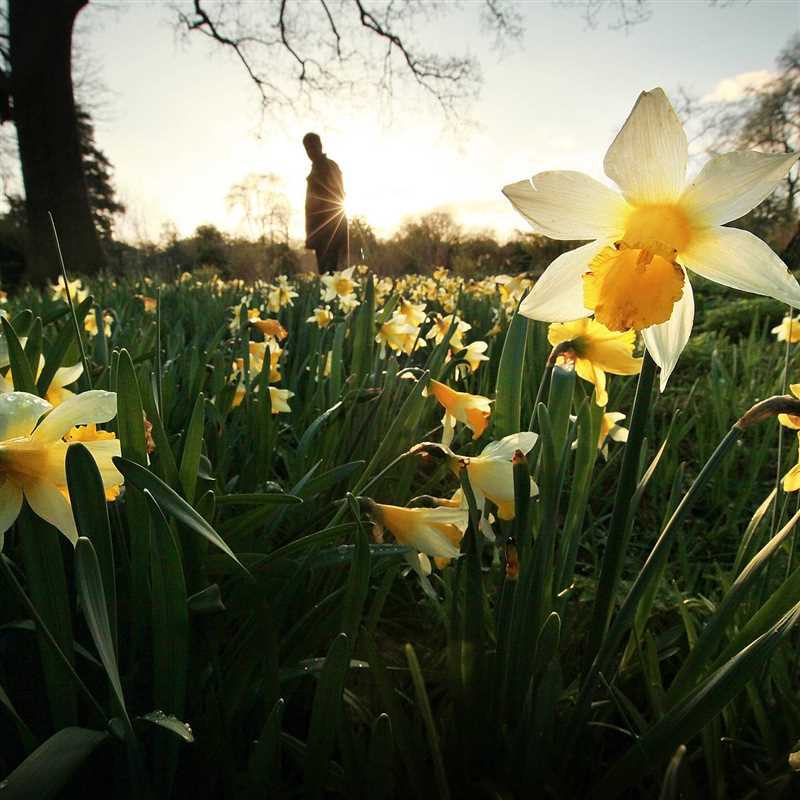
{"left": 426, "top": 314, "right": 471, "bottom": 351}
{"left": 426, "top": 378, "right": 491, "bottom": 447}
{"left": 779, "top": 384, "right": 800, "bottom": 430}
{"left": 307, "top": 306, "right": 333, "bottom": 328}
{"left": 268, "top": 386, "right": 293, "bottom": 414}
{"left": 455, "top": 340, "right": 490, "bottom": 378}
{"left": 597, "top": 411, "right": 629, "bottom": 460}
{"left": 51, "top": 276, "right": 88, "bottom": 304}
{"left": 0, "top": 391, "right": 122, "bottom": 546}
{"left": 364, "top": 499, "right": 467, "bottom": 561}
{"left": 783, "top": 432, "right": 800, "bottom": 492}
{"left": 547, "top": 318, "right": 642, "bottom": 406}
{"left": 321, "top": 266, "right": 359, "bottom": 303}
{"left": 505, "top": 87, "right": 800, "bottom": 389}
{"left": 376, "top": 314, "right": 420, "bottom": 358}
{"left": 251, "top": 318, "right": 288, "bottom": 341}
{"left": 772, "top": 315, "right": 800, "bottom": 344}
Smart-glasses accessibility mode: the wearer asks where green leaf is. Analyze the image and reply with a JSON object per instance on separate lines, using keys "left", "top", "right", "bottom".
{"left": 66, "top": 443, "right": 116, "bottom": 653}
{"left": 0, "top": 727, "right": 109, "bottom": 800}
{"left": 74, "top": 538, "right": 128, "bottom": 724}
{"left": 1, "top": 316, "right": 37, "bottom": 394}
{"left": 179, "top": 391, "right": 205, "bottom": 504}
{"left": 16, "top": 506, "right": 77, "bottom": 729}
{"left": 137, "top": 711, "right": 194, "bottom": 743}
{"left": 365, "top": 714, "right": 394, "bottom": 800}
{"left": 113, "top": 456, "right": 248, "bottom": 575}
{"left": 596, "top": 602, "right": 800, "bottom": 798}
{"left": 341, "top": 500, "right": 371, "bottom": 644}
{"left": 350, "top": 274, "right": 375, "bottom": 383}
{"left": 304, "top": 633, "right": 351, "bottom": 799}
{"left": 493, "top": 309, "right": 528, "bottom": 439}
{"left": 246, "top": 699, "right": 285, "bottom": 799}
{"left": 147, "top": 493, "right": 190, "bottom": 795}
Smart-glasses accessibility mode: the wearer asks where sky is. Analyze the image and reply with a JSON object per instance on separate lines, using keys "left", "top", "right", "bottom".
{"left": 76, "top": 0, "right": 800, "bottom": 244}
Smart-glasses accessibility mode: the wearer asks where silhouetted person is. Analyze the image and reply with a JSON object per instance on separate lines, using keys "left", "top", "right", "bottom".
{"left": 303, "top": 132, "right": 348, "bottom": 271}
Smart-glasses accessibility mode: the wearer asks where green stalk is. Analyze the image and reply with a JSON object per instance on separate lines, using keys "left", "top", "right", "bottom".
{"left": 583, "top": 351, "right": 656, "bottom": 669}
{"left": 565, "top": 423, "right": 743, "bottom": 754}
{"left": 48, "top": 212, "right": 93, "bottom": 391}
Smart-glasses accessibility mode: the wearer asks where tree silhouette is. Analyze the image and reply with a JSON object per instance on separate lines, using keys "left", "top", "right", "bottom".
{"left": 0, "top": 0, "right": 521, "bottom": 283}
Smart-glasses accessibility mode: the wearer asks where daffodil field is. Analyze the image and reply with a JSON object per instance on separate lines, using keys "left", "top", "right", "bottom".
{"left": 3, "top": 89, "right": 800, "bottom": 799}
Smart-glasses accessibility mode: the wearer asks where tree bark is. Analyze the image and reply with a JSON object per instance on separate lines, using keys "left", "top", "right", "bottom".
{"left": 10, "top": 0, "right": 105, "bottom": 284}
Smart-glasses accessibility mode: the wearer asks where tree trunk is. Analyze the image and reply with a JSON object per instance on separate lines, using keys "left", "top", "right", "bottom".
{"left": 10, "top": 0, "right": 104, "bottom": 285}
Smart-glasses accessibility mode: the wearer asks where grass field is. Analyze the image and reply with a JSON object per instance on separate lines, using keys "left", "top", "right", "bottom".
{"left": 2, "top": 264, "right": 800, "bottom": 799}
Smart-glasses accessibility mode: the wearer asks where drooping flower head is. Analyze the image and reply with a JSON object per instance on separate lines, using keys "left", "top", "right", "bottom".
{"left": 504, "top": 87, "right": 800, "bottom": 389}
{"left": 547, "top": 318, "right": 642, "bottom": 406}
{"left": 425, "top": 378, "right": 492, "bottom": 447}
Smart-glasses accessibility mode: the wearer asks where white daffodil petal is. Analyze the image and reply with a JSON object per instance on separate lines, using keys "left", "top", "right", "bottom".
{"left": 0, "top": 479, "right": 23, "bottom": 541}
{"left": 32, "top": 390, "right": 117, "bottom": 442}
{"left": 52, "top": 363, "right": 84, "bottom": 390}
{"left": 480, "top": 432, "right": 538, "bottom": 460}
{"left": 681, "top": 151, "right": 800, "bottom": 227}
{"left": 682, "top": 226, "right": 800, "bottom": 309}
{"left": 518, "top": 240, "right": 607, "bottom": 322}
{"left": 24, "top": 480, "right": 78, "bottom": 544}
{"left": 0, "top": 392, "right": 52, "bottom": 439}
{"left": 604, "top": 88, "right": 688, "bottom": 205}
{"left": 502, "top": 171, "right": 629, "bottom": 241}
{"left": 642, "top": 275, "right": 695, "bottom": 392}
{"left": 78, "top": 440, "right": 124, "bottom": 489}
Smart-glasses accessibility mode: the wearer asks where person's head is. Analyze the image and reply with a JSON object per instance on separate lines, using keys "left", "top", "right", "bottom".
{"left": 303, "top": 132, "right": 323, "bottom": 162}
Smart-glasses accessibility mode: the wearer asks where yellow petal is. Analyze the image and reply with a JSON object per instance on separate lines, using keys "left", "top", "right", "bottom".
{"left": 583, "top": 245, "right": 685, "bottom": 332}
{"left": 23, "top": 479, "right": 78, "bottom": 544}
{"left": 0, "top": 392, "right": 52, "bottom": 440}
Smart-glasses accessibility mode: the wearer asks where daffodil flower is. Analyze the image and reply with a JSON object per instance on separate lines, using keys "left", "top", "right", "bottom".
{"left": 504, "top": 87, "right": 800, "bottom": 389}
{"left": 778, "top": 384, "right": 800, "bottom": 430}
{"left": 1, "top": 353, "right": 84, "bottom": 407}
{"left": 375, "top": 314, "right": 420, "bottom": 358}
{"left": 783, "top": 432, "right": 800, "bottom": 492}
{"left": 363, "top": 499, "right": 467, "bottom": 561}
{"left": 268, "top": 386, "right": 293, "bottom": 414}
{"left": 772, "top": 315, "right": 800, "bottom": 344}
{"left": 426, "top": 378, "right": 492, "bottom": 447}
{"left": 454, "top": 340, "right": 490, "bottom": 379}
{"left": 321, "top": 266, "right": 359, "bottom": 303}
{"left": 411, "top": 432, "right": 538, "bottom": 536}
{"left": 0, "top": 390, "right": 122, "bottom": 547}
{"left": 307, "top": 306, "right": 333, "bottom": 328}
{"left": 547, "top": 318, "right": 642, "bottom": 406}
{"left": 597, "top": 411, "right": 629, "bottom": 460}
{"left": 251, "top": 318, "right": 288, "bottom": 341}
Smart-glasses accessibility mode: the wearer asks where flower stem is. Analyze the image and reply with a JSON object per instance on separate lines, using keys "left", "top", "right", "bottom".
{"left": 583, "top": 350, "right": 657, "bottom": 670}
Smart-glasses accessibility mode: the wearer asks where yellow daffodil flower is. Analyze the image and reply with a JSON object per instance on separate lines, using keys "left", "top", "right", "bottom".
{"left": 504, "top": 87, "right": 800, "bottom": 389}
{"left": 411, "top": 432, "right": 538, "bottom": 532}
{"left": 64, "top": 424, "right": 122, "bottom": 500}
{"left": 307, "top": 306, "right": 333, "bottom": 328}
{"left": 772, "top": 315, "right": 800, "bottom": 344}
{"left": 782, "top": 432, "right": 800, "bottom": 492}
{"left": 321, "top": 266, "right": 359, "bottom": 303}
{"left": 84, "top": 311, "right": 113, "bottom": 338}
{"left": 375, "top": 314, "right": 420, "bottom": 358}
{"left": 137, "top": 295, "right": 158, "bottom": 313}
{"left": 426, "top": 378, "right": 492, "bottom": 447}
{"left": 597, "top": 411, "right": 629, "bottom": 460}
{"left": 547, "top": 318, "right": 642, "bottom": 406}
{"left": 0, "top": 390, "right": 123, "bottom": 546}
{"left": 362, "top": 499, "right": 467, "bottom": 561}
{"left": 397, "top": 299, "right": 427, "bottom": 327}
{"left": 51, "top": 276, "right": 88, "bottom": 304}
{"left": 267, "top": 277, "right": 298, "bottom": 312}
{"left": 778, "top": 384, "right": 800, "bottom": 430}
{"left": 454, "top": 340, "right": 490, "bottom": 379}
{"left": 251, "top": 318, "right": 288, "bottom": 341}
{"left": 268, "top": 386, "right": 293, "bottom": 414}
{"left": 426, "top": 314, "right": 471, "bottom": 351}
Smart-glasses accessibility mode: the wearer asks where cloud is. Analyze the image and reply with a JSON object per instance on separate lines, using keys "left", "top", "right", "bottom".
{"left": 702, "top": 70, "right": 775, "bottom": 103}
